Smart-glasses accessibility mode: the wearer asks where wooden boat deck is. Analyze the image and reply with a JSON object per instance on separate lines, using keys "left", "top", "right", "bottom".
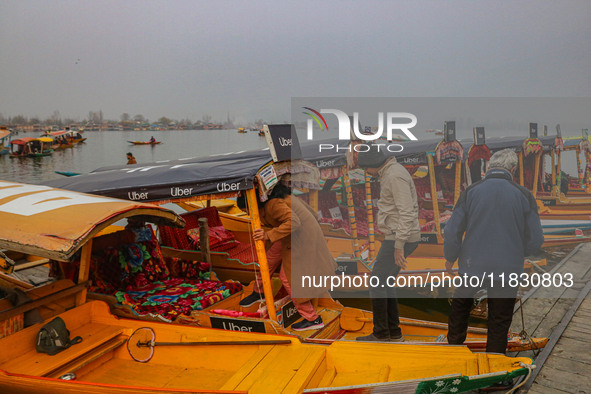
{"left": 509, "top": 242, "right": 591, "bottom": 393}
{"left": 83, "top": 359, "right": 237, "bottom": 391}
{"left": 528, "top": 297, "right": 591, "bottom": 393}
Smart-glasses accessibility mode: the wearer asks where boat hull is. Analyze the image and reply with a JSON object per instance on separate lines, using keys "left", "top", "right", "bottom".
{"left": 0, "top": 301, "right": 534, "bottom": 394}
{"left": 128, "top": 141, "right": 161, "bottom": 145}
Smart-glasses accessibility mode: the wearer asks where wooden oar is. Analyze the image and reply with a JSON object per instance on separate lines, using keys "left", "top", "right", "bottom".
{"left": 340, "top": 307, "right": 489, "bottom": 334}
{"left": 138, "top": 339, "right": 292, "bottom": 347}
{"left": 128, "top": 327, "right": 292, "bottom": 362}
{"left": 340, "top": 307, "right": 370, "bottom": 332}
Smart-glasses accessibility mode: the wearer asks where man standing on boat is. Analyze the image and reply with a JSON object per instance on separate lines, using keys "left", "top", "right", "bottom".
{"left": 356, "top": 147, "right": 421, "bottom": 342}
{"left": 444, "top": 149, "right": 544, "bottom": 353}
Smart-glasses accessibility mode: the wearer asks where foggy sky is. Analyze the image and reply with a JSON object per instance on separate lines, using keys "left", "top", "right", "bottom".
{"left": 1, "top": 0, "right": 590, "bottom": 125}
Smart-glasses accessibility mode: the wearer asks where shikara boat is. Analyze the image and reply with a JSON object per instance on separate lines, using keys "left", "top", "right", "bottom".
{"left": 538, "top": 205, "right": 591, "bottom": 221}
{"left": 42, "top": 146, "right": 548, "bottom": 352}
{"left": 0, "top": 181, "right": 537, "bottom": 393}
{"left": 28, "top": 137, "right": 54, "bottom": 157}
{"left": 128, "top": 140, "right": 161, "bottom": 145}
{"left": 0, "top": 127, "right": 10, "bottom": 155}
{"left": 551, "top": 134, "right": 591, "bottom": 196}
{"left": 541, "top": 219, "right": 591, "bottom": 235}
{"left": 42, "top": 130, "right": 74, "bottom": 149}
{"left": 9, "top": 137, "right": 34, "bottom": 157}
{"left": 0, "top": 301, "right": 535, "bottom": 394}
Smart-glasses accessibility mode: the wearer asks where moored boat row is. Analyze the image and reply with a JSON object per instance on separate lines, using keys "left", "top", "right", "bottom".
{"left": 0, "top": 181, "right": 536, "bottom": 393}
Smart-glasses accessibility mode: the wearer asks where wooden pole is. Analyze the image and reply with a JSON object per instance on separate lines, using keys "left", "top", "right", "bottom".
{"left": 342, "top": 166, "right": 359, "bottom": 258}
{"left": 76, "top": 239, "right": 92, "bottom": 306}
{"left": 551, "top": 149, "right": 556, "bottom": 196}
{"left": 364, "top": 173, "right": 376, "bottom": 260}
{"left": 464, "top": 160, "right": 472, "bottom": 186}
{"left": 518, "top": 151, "right": 524, "bottom": 186}
{"left": 245, "top": 188, "right": 277, "bottom": 322}
{"left": 198, "top": 218, "right": 212, "bottom": 274}
{"left": 575, "top": 147, "right": 582, "bottom": 188}
{"left": 427, "top": 155, "right": 442, "bottom": 239}
{"left": 532, "top": 153, "right": 541, "bottom": 198}
{"left": 453, "top": 159, "right": 462, "bottom": 205}
{"left": 586, "top": 151, "right": 591, "bottom": 191}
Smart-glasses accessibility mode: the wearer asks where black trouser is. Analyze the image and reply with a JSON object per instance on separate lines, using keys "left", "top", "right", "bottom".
{"left": 448, "top": 282, "right": 518, "bottom": 354}
{"left": 369, "top": 240, "right": 419, "bottom": 338}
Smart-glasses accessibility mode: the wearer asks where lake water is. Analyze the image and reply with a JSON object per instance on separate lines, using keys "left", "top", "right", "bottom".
{"left": 0, "top": 129, "right": 269, "bottom": 184}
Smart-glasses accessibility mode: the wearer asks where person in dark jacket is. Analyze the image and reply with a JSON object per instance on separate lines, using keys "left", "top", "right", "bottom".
{"left": 444, "top": 148, "right": 544, "bottom": 354}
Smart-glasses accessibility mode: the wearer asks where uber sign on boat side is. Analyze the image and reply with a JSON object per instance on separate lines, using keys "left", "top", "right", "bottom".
{"left": 210, "top": 316, "right": 266, "bottom": 333}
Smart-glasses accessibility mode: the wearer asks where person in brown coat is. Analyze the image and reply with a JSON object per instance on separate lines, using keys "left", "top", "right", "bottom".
{"left": 251, "top": 183, "right": 337, "bottom": 331}
{"left": 126, "top": 152, "right": 137, "bottom": 165}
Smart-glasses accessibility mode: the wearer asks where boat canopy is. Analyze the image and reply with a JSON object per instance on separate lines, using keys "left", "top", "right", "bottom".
{"left": 563, "top": 137, "right": 584, "bottom": 149}
{"left": 484, "top": 135, "right": 556, "bottom": 153}
{"left": 0, "top": 181, "right": 184, "bottom": 261}
{"left": 43, "top": 130, "right": 65, "bottom": 136}
{"left": 36, "top": 137, "right": 54, "bottom": 143}
{"left": 10, "top": 138, "right": 35, "bottom": 145}
{"left": 43, "top": 138, "right": 349, "bottom": 202}
{"left": 0, "top": 129, "right": 10, "bottom": 140}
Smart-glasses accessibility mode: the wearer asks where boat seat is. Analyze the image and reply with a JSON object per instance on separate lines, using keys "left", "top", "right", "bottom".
{"left": 47, "top": 334, "right": 128, "bottom": 378}
{"left": 4, "top": 322, "right": 125, "bottom": 377}
{"left": 221, "top": 344, "right": 326, "bottom": 393}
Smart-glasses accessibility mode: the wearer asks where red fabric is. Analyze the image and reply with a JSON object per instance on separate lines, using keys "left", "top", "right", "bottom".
{"left": 160, "top": 206, "right": 258, "bottom": 263}
{"left": 468, "top": 145, "right": 492, "bottom": 166}
{"left": 187, "top": 225, "right": 236, "bottom": 249}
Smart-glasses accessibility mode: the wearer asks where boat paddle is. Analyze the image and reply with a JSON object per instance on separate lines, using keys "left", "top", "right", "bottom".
{"left": 339, "top": 307, "right": 371, "bottom": 332}
{"left": 127, "top": 327, "right": 293, "bottom": 362}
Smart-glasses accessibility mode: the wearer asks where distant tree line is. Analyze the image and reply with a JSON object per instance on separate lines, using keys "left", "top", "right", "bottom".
{"left": 0, "top": 110, "right": 251, "bottom": 131}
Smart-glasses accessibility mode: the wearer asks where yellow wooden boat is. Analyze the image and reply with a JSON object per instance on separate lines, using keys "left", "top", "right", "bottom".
{"left": 0, "top": 181, "right": 537, "bottom": 392}
{"left": 38, "top": 148, "right": 549, "bottom": 355}
{"left": 0, "top": 300, "right": 535, "bottom": 394}
{"left": 88, "top": 227, "right": 546, "bottom": 353}
{"left": 537, "top": 203, "right": 591, "bottom": 221}
{"left": 0, "top": 179, "right": 543, "bottom": 354}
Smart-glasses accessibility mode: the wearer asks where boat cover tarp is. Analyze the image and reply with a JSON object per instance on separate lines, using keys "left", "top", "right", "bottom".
{"left": 42, "top": 138, "right": 349, "bottom": 202}
{"left": 42, "top": 135, "right": 555, "bottom": 203}
{"left": 10, "top": 138, "right": 35, "bottom": 145}
{"left": 0, "top": 181, "right": 183, "bottom": 261}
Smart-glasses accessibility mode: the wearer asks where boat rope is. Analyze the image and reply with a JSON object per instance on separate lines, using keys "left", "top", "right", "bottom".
{"left": 529, "top": 260, "right": 547, "bottom": 274}
{"left": 507, "top": 362, "right": 536, "bottom": 394}
{"left": 518, "top": 298, "right": 540, "bottom": 357}
{"left": 0, "top": 250, "right": 16, "bottom": 271}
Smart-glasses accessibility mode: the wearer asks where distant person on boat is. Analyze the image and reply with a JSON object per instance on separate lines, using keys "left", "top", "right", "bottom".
{"left": 150, "top": 136, "right": 156, "bottom": 143}
{"left": 241, "top": 183, "right": 337, "bottom": 331}
{"left": 356, "top": 147, "right": 420, "bottom": 342}
{"left": 444, "top": 149, "right": 544, "bottom": 353}
{"left": 126, "top": 152, "right": 137, "bottom": 165}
